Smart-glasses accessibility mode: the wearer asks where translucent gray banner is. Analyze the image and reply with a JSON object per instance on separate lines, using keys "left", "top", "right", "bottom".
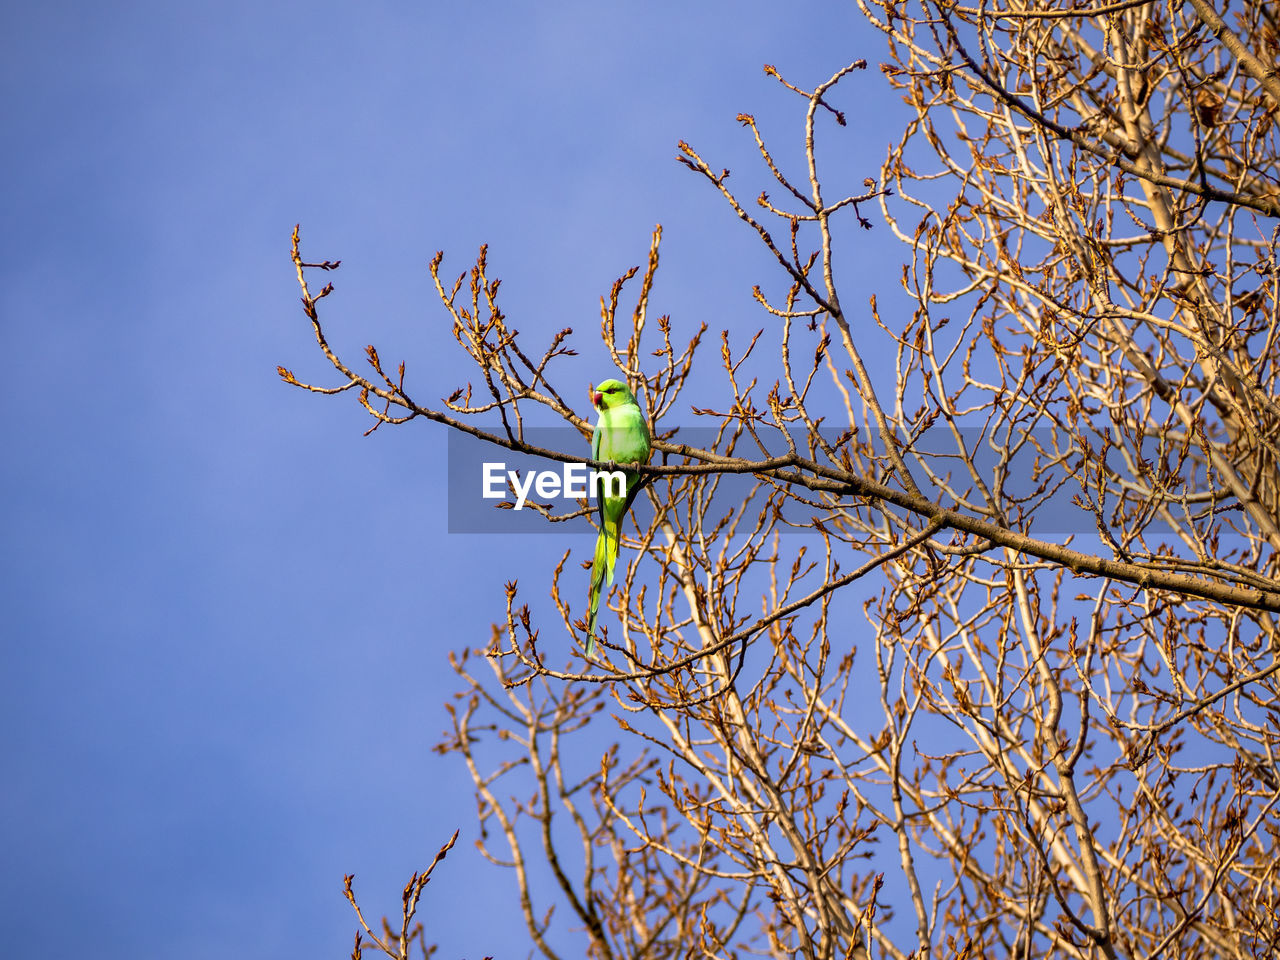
{"left": 446, "top": 426, "right": 1201, "bottom": 535}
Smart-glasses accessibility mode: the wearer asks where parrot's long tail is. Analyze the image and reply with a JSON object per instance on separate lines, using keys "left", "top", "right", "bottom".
{"left": 586, "top": 516, "right": 621, "bottom": 656}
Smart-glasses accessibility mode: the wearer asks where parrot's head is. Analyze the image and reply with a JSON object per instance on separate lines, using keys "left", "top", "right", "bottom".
{"left": 591, "top": 378, "right": 634, "bottom": 411}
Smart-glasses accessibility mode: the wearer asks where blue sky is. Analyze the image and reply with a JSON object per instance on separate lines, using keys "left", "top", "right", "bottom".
{"left": 1, "top": 2, "right": 907, "bottom": 956}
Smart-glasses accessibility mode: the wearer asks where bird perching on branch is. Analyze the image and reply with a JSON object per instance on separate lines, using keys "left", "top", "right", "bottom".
{"left": 585, "top": 377, "right": 650, "bottom": 655}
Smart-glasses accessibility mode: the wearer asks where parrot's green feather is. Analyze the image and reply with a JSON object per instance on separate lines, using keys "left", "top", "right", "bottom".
{"left": 585, "top": 514, "right": 619, "bottom": 655}
{"left": 585, "top": 377, "right": 650, "bottom": 655}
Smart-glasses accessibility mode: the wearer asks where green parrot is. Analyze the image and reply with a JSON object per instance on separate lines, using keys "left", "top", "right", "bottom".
{"left": 586, "top": 377, "right": 651, "bottom": 655}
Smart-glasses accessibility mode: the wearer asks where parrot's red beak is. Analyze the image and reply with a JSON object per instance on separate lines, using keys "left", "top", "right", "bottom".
{"left": 592, "top": 391, "right": 603, "bottom": 408}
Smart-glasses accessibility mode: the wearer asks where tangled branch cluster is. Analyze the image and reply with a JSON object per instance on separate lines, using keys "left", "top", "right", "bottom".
{"left": 292, "top": 4, "right": 1280, "bottom": 957}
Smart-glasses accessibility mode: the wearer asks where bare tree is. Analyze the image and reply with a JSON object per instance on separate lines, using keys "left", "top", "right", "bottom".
{"left": 289, "top": 3, "right": 1280, "bottom": 958}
